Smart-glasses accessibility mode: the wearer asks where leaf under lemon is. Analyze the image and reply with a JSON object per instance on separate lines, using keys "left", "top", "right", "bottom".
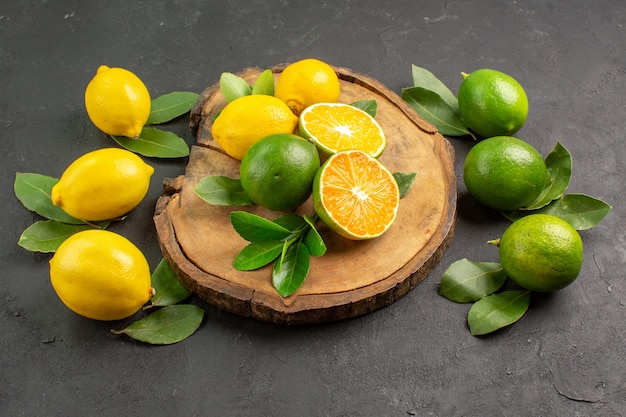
{"left": 18, "top": 220, "right": 99, "bottom": 253}
{"left": 146, "top": 91, "right": 199, "bottom": 125}
{"left": 220, "top": 72, "right": 252, "bottom": 102}
{"left": 112, "top": 127, "right": 189, "bottom": 158}
{"left": 251, "top": 69, "right": 275, "bottom": 96}
{"left": 112, "top": 304, "right": 204, "bottom": 345}
{"left": 150, "top": 258, "right": 192, "bottom": 307}
{"left": 14, "top": 173, "right": 84, "bottom": 224}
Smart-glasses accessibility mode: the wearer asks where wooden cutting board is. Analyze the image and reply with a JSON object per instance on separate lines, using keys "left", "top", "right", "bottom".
{"left": 153, "top": 65, "right": 456, "bottom": 325}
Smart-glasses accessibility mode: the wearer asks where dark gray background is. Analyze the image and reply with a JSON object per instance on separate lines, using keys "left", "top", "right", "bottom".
{"left": 2, "top": 1, "right": 624, "bottom": 416}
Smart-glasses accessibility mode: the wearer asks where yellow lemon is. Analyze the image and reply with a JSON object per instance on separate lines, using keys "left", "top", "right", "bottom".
{"left": 85, "top": 65, "right": 151, "bottom": 138}
{"left": 51, "top": 148, "right": 154, "bottom": 221}
{"left": 50, "top": 230, "right": 153, "bottom": 321}
{"left": 275, "top": 58, "right": 341, "bottom": 116}
{"left": 211, "top": 94, "right": 298, "bottom": 160}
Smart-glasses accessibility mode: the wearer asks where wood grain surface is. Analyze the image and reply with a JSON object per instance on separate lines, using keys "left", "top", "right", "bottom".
{"left": 154, "top": 65, "right": 457, "bottom": 324}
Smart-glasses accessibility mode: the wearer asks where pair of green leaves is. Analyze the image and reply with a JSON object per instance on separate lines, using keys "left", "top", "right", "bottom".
{"left": 401, "top": 65, "right": 473, "bottom": 138}
{"left": 502, "top": 141, "right": 611, "bottom": 230}
{"left": 15, "top": 173, "right": 110, "bottom": 253}
{"left": 112, "top": 259, "right": 204, "bottom": 345}
{"left": 230, "top": 211, "right": 326, "bottom": 297}
{"left": 439, "top": 259, "right": 531, "bottom": 336}
{"left": 112, "top": 91, "right": 199, "bottom": 158}
{"left": 220, "top": 69, "right": 275, "bottom": 102}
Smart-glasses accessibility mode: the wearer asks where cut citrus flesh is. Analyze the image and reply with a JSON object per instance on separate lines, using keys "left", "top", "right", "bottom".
{"left": 313, "top": 150, "right": 399, "bottom": 240}
{"left": 299, "top": 103, "right": 386, "bottom": 158}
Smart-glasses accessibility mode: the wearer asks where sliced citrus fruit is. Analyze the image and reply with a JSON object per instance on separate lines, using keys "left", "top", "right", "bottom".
{"left": 312, "top": 149, "right": 399, "bottom": 240}
{"left": 299, "top": 102, "right": 386, "bottom": 158}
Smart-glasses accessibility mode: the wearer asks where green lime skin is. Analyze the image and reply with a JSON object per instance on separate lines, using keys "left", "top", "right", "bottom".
{"left": 240, "top": 133, "right": 320, "bottom": 212}
{"left": 463, "top": 136, "right": 549, "bottom": 211}
{"left": 499, "top": 214, "right": 584, "bottom": 292}
{"left": 458, "top": 68, "right": 529, "bottom": 138}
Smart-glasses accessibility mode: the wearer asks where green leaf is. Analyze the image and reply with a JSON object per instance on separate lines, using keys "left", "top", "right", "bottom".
{"left": 193, "top": 176, "right": 254, "bottom": 206}
{"left": 251, "top": 69, "right": 275, "bottom": 96}
{"left": 303, "top": 215, "right": 326, "bottom": 256}
{"left": 393, "top": 172, "right": 417, "bottom": 199}
{"left": 230, "top": 211, "right": 292, "bottom": 242}
{"left": 439, "top": 259, "right": 507, "bottom": 303}
{"left": 525, "top": 142, "right": 572, "bottom": 209}
{"left": 304, "top": 228, "right": 326, "bottom": 257}
{"left": 351, "top": 100, "right": 378, "bottom": 117}
{"left": 401, "top": 87, "right": 471, "bottom": 136}
{"left": 112, "top": 127, "right": 189, "bottom": 158}
{"left": 411, "top": 64, "right": 459, "bottom": 112}
{"left": 150, "top": 259, "right": 192, "bottom": 306}
{"left": 272, "top": 242, "right": 310, "bottom": 297}
{"left": 18, "top": 220, "right": 95, "bottom": 253}
{"left": 233, "top": 240, "right": 284, "bottom": 271}
{"left": 111, "top": 304, "right": 204, "bottom": 345}
{"left": 14, "top": 173, "right": 84, "bottom": 224}
{"left": 502, "top": 193, "right": 612, "bottom": 230}
{"left": 220, "top": 72, "right": 251, "bottom": 102}
{"left": 146, "top": 91, "right": 200, "bottom": 125}
{"left": 468, "top": 290, "right": 531, "bottom": 336}
{"left": 272, "top": 213, "right": 308, "bottom": 231}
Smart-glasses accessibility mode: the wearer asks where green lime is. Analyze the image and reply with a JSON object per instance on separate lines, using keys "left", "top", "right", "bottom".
{"left": 458, "top": 68, "right": 528, "bottom": 138}
{"left": 240, "top": 133, "right": 320, "bottom": 212}
{"left": 463, "top": 136, "right": 549, "bottom": 211}
{"left": 498, "top": 214, "right": 583, "bottom": 292}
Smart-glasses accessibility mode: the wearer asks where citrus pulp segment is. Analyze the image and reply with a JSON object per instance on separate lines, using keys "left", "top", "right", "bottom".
{"left": 313, "top": 150, "right": 399, "bottom": 240}
{"left": 299, "top": 102, "right": 386, "bottom": 158}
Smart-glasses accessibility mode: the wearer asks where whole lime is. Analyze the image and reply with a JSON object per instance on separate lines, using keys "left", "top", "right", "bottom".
{"left": 463, "top": 136, "right": 549, "bottom": 211}
{"left": 498, "top": 214, "right": 583, "bottom": 292}
{"left": 458, "top": 68, "right": 528, "bottom": 138}
{"left": 240, "top": 133, "right": 320, "bottom": 212}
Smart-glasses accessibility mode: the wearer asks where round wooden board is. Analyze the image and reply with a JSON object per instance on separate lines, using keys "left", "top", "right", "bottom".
{"left": 154, "top": 65, "right": 456, "bottom": 325}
